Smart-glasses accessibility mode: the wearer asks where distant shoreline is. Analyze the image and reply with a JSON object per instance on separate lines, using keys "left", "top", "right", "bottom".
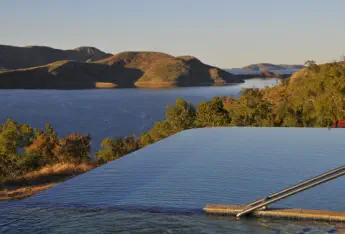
{"left": 0, "top": 76, "right": 287, "bottom": 90}
{"left": 0, "top": 81, "right": 248, "bottom": 90}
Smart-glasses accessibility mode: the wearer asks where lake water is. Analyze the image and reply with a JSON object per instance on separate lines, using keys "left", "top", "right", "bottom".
{"left": 0, "top": 78, "right": 278, "bottom": 152}
{"left": 1, "top": 128, "right": 345, "bottom": 233}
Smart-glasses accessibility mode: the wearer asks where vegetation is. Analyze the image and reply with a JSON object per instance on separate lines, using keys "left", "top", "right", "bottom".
{"left": 0, "top": 163, "right": 92, "bottom": 200}
{"left": 97, "top": 136, "right": 140, "bottom": 164}
{"left": 140, "top": 60, "right": 345, "bottom": 143}
{"left": 1, "top": 60, "right": 345, "bottom": 200}
{"left": 261, "top": 60, "right": 345, "bottom": 127}
{"left": 0, "top": 120, "right": 94, "bottom": 198}
{"left": 140, "top": 98, "right": 196, "bottom": 146}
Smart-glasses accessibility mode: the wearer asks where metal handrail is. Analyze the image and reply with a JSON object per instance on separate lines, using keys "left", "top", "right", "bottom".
{"left": 246, "top": 164, "right": 345, "bottom": 207}
{"left": 237, "top": 169, "right": 345, "bottom": 218}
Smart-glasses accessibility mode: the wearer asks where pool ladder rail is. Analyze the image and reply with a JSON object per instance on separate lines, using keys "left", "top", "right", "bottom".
{"left": 204, "top": 163, "right": 345, "bottom": 221}
{"left": 236, "top": 164, "right": 345, "bottom": 218}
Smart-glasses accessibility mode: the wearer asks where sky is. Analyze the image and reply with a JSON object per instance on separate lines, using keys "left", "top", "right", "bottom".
{"left": 1, "top": 0, "right": 345, "bottom": 68}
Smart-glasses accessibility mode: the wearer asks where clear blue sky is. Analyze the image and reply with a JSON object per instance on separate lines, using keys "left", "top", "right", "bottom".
{"left": 1, "top": 0, "right": 345, "bottom": 68}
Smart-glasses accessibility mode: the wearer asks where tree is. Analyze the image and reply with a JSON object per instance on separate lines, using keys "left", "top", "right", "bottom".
{"left": 97, "top": 138, "right": 115, "bottom": 163}
{"left": 196, "top": 97, "right": 231, "bottom": 127}
{"left": 25, "top": 130, "right": 60, "bottom": 164}
{"left": 0, "top": 119, "right": 21, "bottom": 155}
{"left": 60, "top": 133, "right": 91, "bottom": 165}
{"left": 0, "top": 149, "right": 18, "bottom": 179}
{"left": 165, "top": 98, "right": 196, "bottom": 132}
{"left": 304, "top": 60, "right": 319, "bottom": 72}
{"left": 139, "top": 98, "right": 196, "bottom": 146}
{"left": 97, "top": 136, "right": 139, "bottom": 164}
{"left": 19, "top": 150, "right": 42, "bottom": 173}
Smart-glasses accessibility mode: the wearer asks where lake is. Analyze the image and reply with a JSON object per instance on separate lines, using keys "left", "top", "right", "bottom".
{"left": 0, "top": 78, "right": 278, "bottom": 152}
{"left": 1, "top": 127, "right": 345, "bottom": 233}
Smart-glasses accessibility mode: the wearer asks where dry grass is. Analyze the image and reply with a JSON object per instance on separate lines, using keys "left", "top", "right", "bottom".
{"left": 0, "top": 184, "right": 57, "bottom": 201}
{"left": 1, "top": 163, "right": 94, "bottom": 200}
{"left": 22, "top": 163, "right": 93, "bottom": 179}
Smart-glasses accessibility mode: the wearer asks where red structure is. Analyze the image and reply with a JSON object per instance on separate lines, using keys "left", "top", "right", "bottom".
{"left": 332, "top": 120, "right": 345, "bottom": 128}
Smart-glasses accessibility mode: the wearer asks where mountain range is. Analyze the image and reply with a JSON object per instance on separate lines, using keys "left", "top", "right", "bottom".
{"left": 0, "top": 45, "right": 242, "bottom": 89}
{"left": 0, "top": 45, "right": 303, "bottom": 89}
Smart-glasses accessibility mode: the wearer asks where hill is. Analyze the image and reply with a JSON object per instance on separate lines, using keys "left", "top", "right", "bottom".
{"left": 0, "top": 61, "right": 125, "bottom": 89}
{"left": 0, "top": 44, "right": 112, "bottom": 69}
{"left": 0, "top": 51, "right": 243, "bottom": 89}
{"left": 241, "top": 63, "right": 304, "bottom": 72}
{"left": 226, "top": 63, "right": 304, "bottom": 75}
{"left": 96, "top": 52, "right": 239, "bottom": 87}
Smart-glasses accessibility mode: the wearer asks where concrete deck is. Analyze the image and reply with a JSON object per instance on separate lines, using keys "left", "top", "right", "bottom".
{"left": 204, "top": 204, "right": 345, "bottom": 222}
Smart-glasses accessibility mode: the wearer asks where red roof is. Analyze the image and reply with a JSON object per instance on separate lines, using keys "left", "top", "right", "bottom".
{"left": 332, "top": 120, "right": 345, "bottom": 128}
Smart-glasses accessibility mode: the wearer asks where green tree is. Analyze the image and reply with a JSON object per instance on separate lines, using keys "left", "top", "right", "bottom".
{"left": 0, "top": 119, "right": 22, "bottom": 155}
{"left": 196, "top": 97, "right": 230, "bottom": 127}
{"left": 165, "top": 98, "right": 196, "bottom": 132}
{"left": 97, "top": 136, "right": 139, "bottom": 164}
{"left": 140, "top": 98, "right": 196, "bottom": 146}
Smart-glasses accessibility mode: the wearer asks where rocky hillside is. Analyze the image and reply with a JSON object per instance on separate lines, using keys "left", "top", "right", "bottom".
{"left": 96, "top": 52, "right": 240, "bottom": 87}
{"left": 0, "top": 45, "right": 112, "bottom": 69}
{"left": 0, "top": 51, "right": 243, "bottom": 89}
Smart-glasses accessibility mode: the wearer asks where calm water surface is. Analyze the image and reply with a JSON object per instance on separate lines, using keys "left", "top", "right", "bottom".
{"left": 1, "top": 128, "right": 345, "bottom": 233}
{"left": 0, "top": 78, "right": 277, "bottom": 151}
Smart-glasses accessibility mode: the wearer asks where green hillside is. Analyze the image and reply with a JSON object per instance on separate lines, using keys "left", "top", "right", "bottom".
{"left": 260, "top": 61, "right": 345, "bottom": 126}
